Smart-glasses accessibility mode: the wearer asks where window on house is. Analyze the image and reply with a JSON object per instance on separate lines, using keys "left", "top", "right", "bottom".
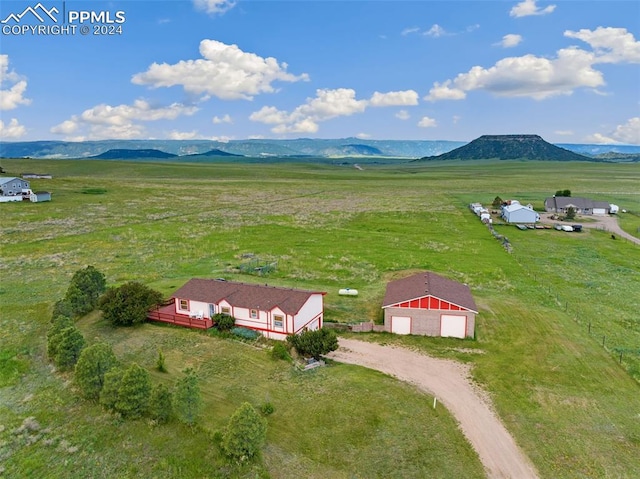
{"left": 250, "top": 309, "right": 258, "bottom": 319}
{"left": 274, "top": 315, "right": 283, "bottom": 328}
{"left": 179, "top": 299, "right": 188, "bottom": 310}
{"left": 221, "top": 307, "right": 230, "bottom": 315}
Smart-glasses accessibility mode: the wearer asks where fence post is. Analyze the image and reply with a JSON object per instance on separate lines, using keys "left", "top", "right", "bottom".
{"left": 619, "top": 351, "right": 623, "bottom": 364}
{"left": 602, "top": 335, "right": 606, "bottom": 347}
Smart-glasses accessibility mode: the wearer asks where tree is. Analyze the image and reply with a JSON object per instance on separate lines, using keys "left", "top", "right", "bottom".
{"left": 565, "top": 206, "right": 577, "bottom": 221}
{"left": 75, "top": 343, "right": 119, "bottom": 400}
{"left": 115, "top": 363, "right": 152, "bottom": 419}
{"left": 47, "top": 315, "right": 74, "bottom": 360}
{"left": 555, "top": 189, "right": 571, "bottom": 197}
{"left": 52, "top": 326, "right": 86, "bottom": 371}
{"left": 286, "top": 328, "right": 338, "bottom": 360}
{"left": 491, "top": 196, "right": 503, "bottom": 208}
{"left": 100, "top": 367, "right": 125, "bottom": 412}
{"left": 149, "top": 383, "right": 173, "bottom": 423}
{"left": 64, "top": 266, "right": 107, "bottom": 316}
{"left": 221, "top": 402, "right": 267, "bottom": 462}
{"left": 52, "top": 299, "right": 74, "bottom": 320}
{"left": 98, "top": 281, "right": 163, "bottom": 327}
{"left": 173, "top": 368, "right": 202, "bottom": 426}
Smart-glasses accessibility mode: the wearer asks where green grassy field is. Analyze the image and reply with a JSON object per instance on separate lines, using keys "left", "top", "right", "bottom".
{"left": 1, "top": 158, "right": 639, "bottom": 478}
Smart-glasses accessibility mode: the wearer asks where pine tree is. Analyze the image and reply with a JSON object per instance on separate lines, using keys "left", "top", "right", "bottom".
{"left": 115, "top": 363, "right": 152, "bottom": 419}
{"left": 75, "top": 343, "right": 119, "bottom": 400}
{"left": 221, "top": 402, "right": 267, "bottom": 462}
{"left": 64, "top": 266, "right": 107, "bottom": 316}
{"left": 53, "top": 326, "right": 86, "bottom": 371}
{"left": 100, "top": 367, "right": 125, "bottom": 412}
{"left": 173, "top": 368, "right": 202, "bottom": 426}
{"left": 149, "top": 383, "right": 173, "bottom": 423}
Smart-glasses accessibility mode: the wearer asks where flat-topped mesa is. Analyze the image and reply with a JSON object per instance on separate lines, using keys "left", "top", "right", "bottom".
{"left": 418, "top": 134, "right": 592, "bottom": 162}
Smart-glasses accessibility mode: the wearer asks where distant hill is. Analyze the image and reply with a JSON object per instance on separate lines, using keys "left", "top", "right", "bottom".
{"left": 91, "top": 149, "right": 177, "bottom": 159}
{"left": 320, "top": 144, "right": 384, "bottom": 157}
{"left": 417, "top": 135, "right": 594, "bottom": 162}
{"left": 185, "top": 149, "right": 243, "bottom": 157}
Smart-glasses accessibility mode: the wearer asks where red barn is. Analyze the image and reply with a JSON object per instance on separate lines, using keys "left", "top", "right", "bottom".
{"left": 382, "top": 271, "right": 477, "bottom": 338}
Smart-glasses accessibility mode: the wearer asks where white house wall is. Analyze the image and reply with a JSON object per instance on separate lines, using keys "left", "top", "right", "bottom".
{"left": 293, "top": 294, "right": 324, "bottom": 333}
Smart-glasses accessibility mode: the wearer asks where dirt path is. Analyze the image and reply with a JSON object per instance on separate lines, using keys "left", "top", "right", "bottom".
{"left": 327, "top": 339, "right": 539, "bottom": 479}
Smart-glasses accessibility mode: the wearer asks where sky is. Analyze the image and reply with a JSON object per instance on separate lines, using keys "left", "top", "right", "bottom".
{"left": 0, "top": 0, "right": 639, "bottom": 144}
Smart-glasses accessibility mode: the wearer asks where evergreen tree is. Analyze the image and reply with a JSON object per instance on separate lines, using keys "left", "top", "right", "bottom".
{"left": 221, "top": 402, "right": 267, "bottom": 462}
{"left": 64, "top": 266, "right": 107, "bottom": 316}
{"left": 47, "top": 315, "right": 74, "bottom": 360}
{"left": 100, "top": 367, "right": 125, "bottom": 412}
{"left": 173, "top": 368, "right": 202, "bottom": 426}
{"left": 99, "top": 281, "right": 163, "bottom": 327}
{"left": 53, "top": 326, "right": 86, "bottom": 371}
{"left": 115, "top": 363, "right": 152, "bottom": 419}
{"left": 148, "top": 383, "right": 173, "bottom": 423}
{"left": 75, "top": 343, "right": 119, "bottom": 400}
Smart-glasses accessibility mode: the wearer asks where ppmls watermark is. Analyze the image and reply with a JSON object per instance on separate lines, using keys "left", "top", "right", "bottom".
{"left": 1, "top": 2, "right": 126, "bottom": 36}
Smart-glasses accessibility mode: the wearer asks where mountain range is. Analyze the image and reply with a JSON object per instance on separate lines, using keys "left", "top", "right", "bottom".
{"left": 1, "top": 137, "right": 639, "bottom": 161}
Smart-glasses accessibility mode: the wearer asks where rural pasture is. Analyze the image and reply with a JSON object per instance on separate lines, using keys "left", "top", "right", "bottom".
{"left": 1, "top": 158, "right": 639, "bottom": 478}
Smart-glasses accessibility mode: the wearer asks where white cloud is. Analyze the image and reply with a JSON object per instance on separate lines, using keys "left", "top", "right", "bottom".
{"left": 355, "top": 133, "right": 371, "bottom": 139}
{"left": 212, "top": 114, "right": 233, "bottom": 124}
{"left": 510, "top": 0, "right": 556, "bottom": 18}
{"left": 251, "top": 88, "right": 369, "bottom": 134}
{"left": 426, "top": 46, "right": 609, "bottom": 101}
{"left": 0, "top": 55, "right": 31, "bottom": 110}
{"left": 424, "top": 24, "right": 447, "bottom": 38}
{"left": 0, "top": 118, "right": 26, "bottom": 139}
{"left": 565, "top": 27, "right": 640, "bottom": 64}
{"left": 401, "top": 27, "right": 420, "bottom": 36}
{"left": 498, "top": 34, "right": 523, "bottom": 48}
{"left": 425, "top": 81, "right": 467, "bottom": 101}
{"left": 395, "top": 110, "right": 410, "bottom": 120}
{"left": 167, "top": 130, "right": 199, "bottom": 140}
{"left": 418, "top": 116, "right": 437, "bottom": 128}
{"left": 369, "top": 90, "right": 419, "bottom": 107}
{"left": 453, "top": 115, "right": 462, "bottom": 124}
{"left": 193, "top": 0, "right": 236, "bottom": 16}
{"left": 132, "top": 40, "right": 309, "bottom": 101}
{"left": 51, "top": 99, "right": 198, "bottom": 140}
{"left": 586, "top": 118, "right": 640, "bottom": 145}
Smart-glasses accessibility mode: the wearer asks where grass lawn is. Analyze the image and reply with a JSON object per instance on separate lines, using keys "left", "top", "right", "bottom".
{"left": 1, "top": 158, "right": 639, "bottom": 478}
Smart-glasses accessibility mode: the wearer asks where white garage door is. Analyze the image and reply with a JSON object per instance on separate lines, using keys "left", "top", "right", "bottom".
{"left": 391, "top": 316, "right": 411, "bottom": 335}
{"left": 441, "top": 315, "right": 467, "bottom": 338}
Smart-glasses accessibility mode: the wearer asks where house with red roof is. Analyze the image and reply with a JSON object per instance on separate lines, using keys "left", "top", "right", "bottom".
{"left": 382, "top": 271, "right": 477, "bottom": 338}
{"left": 148, "top": 278, "right": 325, "bottom": 340}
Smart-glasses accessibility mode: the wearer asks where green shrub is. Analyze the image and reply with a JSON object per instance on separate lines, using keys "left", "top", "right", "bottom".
{"left": 270, "top": 342, "right": 291, "bottom": 361}
{"left": 260, "top": 402, "right": 274, "bottom": 416}
{"left": 99, "top": 281, "right": 163, "bottom": 327}
{"left": 156, "top": 350, "right": 167, "bottom": 373}
{"left": 286, "top": 328, "right": 338, "bottom": 360}
{"left": 213, "top": 313, "right": 235, "bottom": 331}
{"left": 149, "top": 383, "right": 173, "bottom": 423}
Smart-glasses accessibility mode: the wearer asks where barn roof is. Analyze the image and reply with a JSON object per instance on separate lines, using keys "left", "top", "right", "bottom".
{"left": 172, "top": 278, "right": 325, "bottom": 316}
{"left": 382, "top": 271, "right": 478, "bottom": 312}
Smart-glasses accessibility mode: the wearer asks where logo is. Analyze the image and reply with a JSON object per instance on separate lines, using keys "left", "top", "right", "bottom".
{"left": 1, "top": 2, "right": 126, "bottom": 36}
{"left": 1, "top": 3, "right": 59, "bottom": 23}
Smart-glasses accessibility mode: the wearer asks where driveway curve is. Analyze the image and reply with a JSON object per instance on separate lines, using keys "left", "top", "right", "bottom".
{"left": 327, "top": 339, "right": 539, "bottom": 479}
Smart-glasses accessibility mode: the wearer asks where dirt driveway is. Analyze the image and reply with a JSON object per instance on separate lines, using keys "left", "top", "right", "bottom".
{"left": 327, "top": 339, "right": 539, "bottom": 479}
{"left": 539, "top": 212, "right": 640, "bottom": 245}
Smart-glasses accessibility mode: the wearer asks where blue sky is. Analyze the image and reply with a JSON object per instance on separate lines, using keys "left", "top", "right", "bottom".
{"left": 1, "top": 0, "right": 639, "bottom": 143}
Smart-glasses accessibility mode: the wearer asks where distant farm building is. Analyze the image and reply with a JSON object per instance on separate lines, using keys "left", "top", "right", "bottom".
{"left": 21, "top": 173, "right": 53, "bottom": 179}
{"left": 501, "top": 200, "right": 540, "bottom": 223}
{"left": 0, "top": 177, "right": 30, "bottom": 198}
{"left": 544, "top": 197, "right": 611, "bottom": 215}
{"left": 382, "top": 271, "right": 477, "bottom": 338}
{"left": 148, "top": 278, "right": 325, "bottom": 340}
{"left": 0, "top": 177, "right": 51, "bottom": 203}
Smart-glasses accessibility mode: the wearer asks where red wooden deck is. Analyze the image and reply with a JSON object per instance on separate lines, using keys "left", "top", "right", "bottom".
{"left": 147, "top": 302, "right": 214, "bottom": 329}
